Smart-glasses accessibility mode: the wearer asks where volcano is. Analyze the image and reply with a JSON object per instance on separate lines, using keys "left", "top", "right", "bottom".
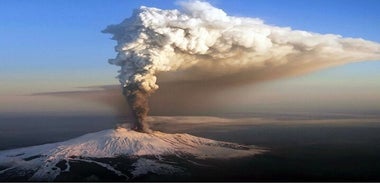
{"left": 0, "top": 128, "right": 264, "bottom": 181}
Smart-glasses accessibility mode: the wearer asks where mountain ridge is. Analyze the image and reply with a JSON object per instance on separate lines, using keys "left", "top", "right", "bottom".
{"left": 0, "top": 127, "right": 264, "bottom": 181}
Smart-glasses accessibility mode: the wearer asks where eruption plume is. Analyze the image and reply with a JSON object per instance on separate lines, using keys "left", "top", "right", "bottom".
{"left": 103, "top": 1, "right": 380, "bottom": 132}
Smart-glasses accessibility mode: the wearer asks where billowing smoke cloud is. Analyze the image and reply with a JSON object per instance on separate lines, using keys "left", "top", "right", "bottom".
{"left": 103, "top": 1, "right": 380, "bottom": 133}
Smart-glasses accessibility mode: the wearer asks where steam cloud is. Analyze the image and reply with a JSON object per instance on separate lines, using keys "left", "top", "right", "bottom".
{"left": 103, "top": 1, "right": 380, "bottom": 133}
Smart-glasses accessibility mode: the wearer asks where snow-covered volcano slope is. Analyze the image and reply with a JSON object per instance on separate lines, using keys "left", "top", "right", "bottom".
{"left": 0, "top": 128, "right": 264, "bottom": 181}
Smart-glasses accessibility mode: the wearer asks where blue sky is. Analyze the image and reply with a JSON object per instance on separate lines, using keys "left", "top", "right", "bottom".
{"left": 0, "top": 0, "right": 379, "bottom": 114}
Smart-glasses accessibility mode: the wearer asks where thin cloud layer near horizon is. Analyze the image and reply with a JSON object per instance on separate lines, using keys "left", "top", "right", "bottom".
{"left": 0, "top": 0, "right": 379, "bottom": 116}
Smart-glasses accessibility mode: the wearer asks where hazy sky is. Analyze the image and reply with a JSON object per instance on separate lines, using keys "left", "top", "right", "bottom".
{"left": 0, "top": 0, "right": 379, "bottom": 115}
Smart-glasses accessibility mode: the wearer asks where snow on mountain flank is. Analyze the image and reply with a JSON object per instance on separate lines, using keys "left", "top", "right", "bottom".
{"left": 0, "top": 128, "right": 265, "bottom": 181}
